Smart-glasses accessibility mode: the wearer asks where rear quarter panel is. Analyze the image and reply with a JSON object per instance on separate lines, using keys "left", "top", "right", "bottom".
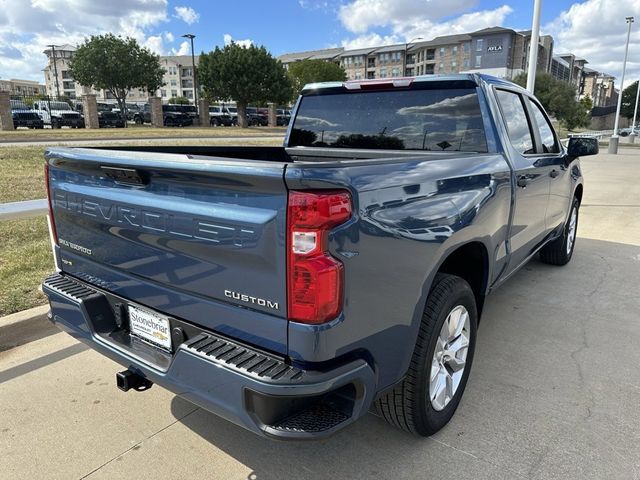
{"left": 285, "top": 153, "right": 512, "bottom": 390}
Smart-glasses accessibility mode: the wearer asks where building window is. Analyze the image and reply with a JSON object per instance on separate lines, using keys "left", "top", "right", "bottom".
{"left": 181, "top": 67, "right": 193, "bottom": 77}
{"left": 367, "top": 71, "right": 375, "bottom": 79}
{"left": 61, "top": 71, "right": 71, "bottom": 79}
{"left": 464, "top": 42, "right": 470, "bottom": 53}
{"left": 171, "top": 90, "right": 178, "bottom": 97}
{"left": 183, "top": 90, "right": 193, "bottom": 99}
{"left": 406, "top": 67, "right": 414, "bottom": 76}
{"left": 160, "top": 89, "right": 167, "bottom": 97}
{"left": 425, "top": 64, "right": 435, "bottom": 74}
{"left": 182, "top": 79, "right": 193, "bottom": 88}
{"left": 170, "top": 79, "right": 177, "bottom": 87}
{"left": 452, "top": 60, "right": 457, "bottom": 68}
{"left": 355, "top": 71, "right": 363, "bottom": 80}
{"left": 426, "top": 49, "right": 435, "bottom": 61}
{"left": 476, "top": 39, "right": 484, "bottom": 51}
{"left": 453, "top": 46, "right": 458, "bottom": 55}
{"left": 439, "top": 63, "right": 444, "bottom": 71}
{"left": 475, "top": 56, "right": 481, "bottom": 67}
{"left": 439, "top": 47, "right": 445, "bottom": 57}
{"left": 463, "top": 58, "right": 470, "bottom": 68}
{"left": 406, "top": 53, "right": 415, "bottom": 64}
{"left": 368, "top": 57, "right": 376, "bottom": 68}
{"left": 391, "top": 67, "right": 399, "bottom": 77}
{"left": 380, "top": 68, "right": 387, "bottom": 78}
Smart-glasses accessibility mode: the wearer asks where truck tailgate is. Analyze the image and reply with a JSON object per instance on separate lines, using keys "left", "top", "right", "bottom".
{"left": 47, "top": 147, "right": 288, "bottom": 353}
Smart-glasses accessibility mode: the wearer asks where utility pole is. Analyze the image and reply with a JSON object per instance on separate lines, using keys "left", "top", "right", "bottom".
{"left": 403, "top": 37, "right": 423, "bottom": 76}
{"left": 182, "top": 34, "right": 198, "bottom": 118}
{"left": 48, "top": 44, "right": 61, "bottom": 97}
{"left": 629, "top": 79, "right": 640, "bottom": 143}
{"left": 609, "top": 16, "right": 634, "bottom": 154}
{"left": 526, "top": 0, "right": 542, "bottom": 92}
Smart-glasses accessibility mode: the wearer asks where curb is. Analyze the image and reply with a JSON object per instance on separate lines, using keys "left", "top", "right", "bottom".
{"left": 0, "top": 305, "right": 57, "bottom": 352}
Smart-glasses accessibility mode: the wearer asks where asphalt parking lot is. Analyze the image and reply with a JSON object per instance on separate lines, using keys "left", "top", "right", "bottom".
{"left": 1, "top": 148, "right": 639, "bottom": 480}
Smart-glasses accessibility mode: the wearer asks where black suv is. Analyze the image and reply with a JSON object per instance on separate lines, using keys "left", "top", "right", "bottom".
{"left": 133, "top": 104, "right": 193, "bottom": 127}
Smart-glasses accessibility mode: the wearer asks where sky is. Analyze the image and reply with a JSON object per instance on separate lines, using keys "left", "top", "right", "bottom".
{"left": 0, "top": 0, "right": 639, "bottom": 89}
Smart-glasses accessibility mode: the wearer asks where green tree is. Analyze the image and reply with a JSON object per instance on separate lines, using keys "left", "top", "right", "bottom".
{"left": 198, "top": 42, "right": 292, "bottom": 127}
{"left": 620, "top": 80, "right": 639, "bottom": 119}
{"left": 168, "top": 96, "right": 190, "bottom": 105}
{"left": 70, "top": 34, "right": 165, "bottom": 124}
{"left": 513, "top": 73, "right": 590, "bottom": 130}
{"left": 287, "top": 59, "right": 346, "bottom": 97}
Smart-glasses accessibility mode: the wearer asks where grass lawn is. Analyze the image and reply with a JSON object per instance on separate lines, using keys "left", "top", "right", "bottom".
{"left": 0, "top": 125, "right": 285, "bottom": 141}
{"left": 0, "top": 138, "right": 282, "bottom": 316}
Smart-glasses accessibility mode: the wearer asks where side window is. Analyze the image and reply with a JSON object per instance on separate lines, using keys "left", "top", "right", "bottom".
{"left": 495, "top": 89, "right": 535, "bottom": 155}
{"left": 529, "top": 101, "right": 560, "bottom": 153}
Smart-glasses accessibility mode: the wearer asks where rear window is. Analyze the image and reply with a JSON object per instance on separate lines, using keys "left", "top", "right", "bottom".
{"left": 289, "top": 87, "right": 487, "bottom": 152}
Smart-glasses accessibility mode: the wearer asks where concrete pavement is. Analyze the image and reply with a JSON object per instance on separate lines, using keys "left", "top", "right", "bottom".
{"left": 1, "top": 148, "right": 639, "bottom": 480}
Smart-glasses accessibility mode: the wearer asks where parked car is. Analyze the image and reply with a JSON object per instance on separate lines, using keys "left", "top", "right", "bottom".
{"left": 209, "top": 106, "right": 234, "bottom": 126}
{"left": 10, "top": 100, "right": 44, "bottom": 129}
{"left": 246, "top": 106, "right": 268, "bottom": 126}
{"left": 619, "top": 125, "right": 639, "bottom": 136}
{"left": 132, "top": 104, "right": 192, "bottom": 127}
{"left": 97, "top": 111, "right": 125, "bottom": 128}
{"left": 166, "top": 104, "right": 198, "bottom": 121}
{"left": 42, "top": 74, "right": 597, "bottom": 441}
{"left": 276, "top": 108, "right": 290, "bottom": 126}
{"left": 32, "top": 100, "right": 84, "bottom": 128}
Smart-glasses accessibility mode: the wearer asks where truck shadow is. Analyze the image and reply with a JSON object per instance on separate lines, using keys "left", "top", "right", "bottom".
{"left": 169, "top": 237, "right": 640, "bottom": 480}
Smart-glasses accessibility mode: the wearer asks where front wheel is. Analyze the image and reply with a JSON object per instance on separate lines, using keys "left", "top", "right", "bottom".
{"left": 539, "top": 197, "right": 579, "bottom": 266}
{"left": 375, "top": 273, "right": 477, "bottom": 436}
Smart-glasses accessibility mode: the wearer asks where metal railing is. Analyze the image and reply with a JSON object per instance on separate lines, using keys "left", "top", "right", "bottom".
{"left": 0, "top": 199, "right": 47, "bottom": 221}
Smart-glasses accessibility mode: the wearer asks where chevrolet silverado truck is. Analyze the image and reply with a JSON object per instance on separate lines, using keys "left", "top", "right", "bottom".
{"left": 42, "top": 74, "right": 598, "bottom": 440}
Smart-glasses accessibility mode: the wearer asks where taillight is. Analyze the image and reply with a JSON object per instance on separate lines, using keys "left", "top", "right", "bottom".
{"left": 44, "top": 163, "right": 58, "bottom": 245}
{"left": 287, "top": 190, "right": 352, "bottom": 324}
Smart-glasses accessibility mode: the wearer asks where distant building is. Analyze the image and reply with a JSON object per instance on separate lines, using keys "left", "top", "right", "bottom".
{"left": 0, "top": 78, "right": 46, "bottom": 95}
{"left": 279, "top": 27, "right": 555, "bottom": 82}
{"left": 42, "top": 45, "right": 200, "bottom": 103}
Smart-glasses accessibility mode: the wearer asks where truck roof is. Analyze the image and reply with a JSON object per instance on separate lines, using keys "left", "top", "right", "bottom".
{"left": 301, "top": 73, "right": 521, "bottom": 94}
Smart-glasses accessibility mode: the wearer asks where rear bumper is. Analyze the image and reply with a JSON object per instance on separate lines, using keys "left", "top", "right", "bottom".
{"left": 42, "top": 273, "right": 376, "bottom": 440}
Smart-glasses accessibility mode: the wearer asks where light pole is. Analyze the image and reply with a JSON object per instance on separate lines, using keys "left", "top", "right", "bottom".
{"left": 609, "top": 16, "right": 634, "bottom": 154}
{"left": 47, "top": 44, "right": 61, "bottom": 97}
{"left": 182, "top": 34, "right": 198, "bottom": 119}
{"left": 629, "top": 79, "right": 640, "bottom": 143}
{"left": 403, "top": 37, "right": 423, "bottom": 76}
{"left": 526, "top": 0, "right": 543, "bottom": 92}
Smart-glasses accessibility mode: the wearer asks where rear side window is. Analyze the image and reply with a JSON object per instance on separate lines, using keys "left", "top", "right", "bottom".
{"left": 530, "top": 101, "right": 560, "bottom": 153}
{"left": 495, "top": 89, "right": 535, "bottom": 155}
{"left": 289, "top": 87, "right": 487, "bottom": 152}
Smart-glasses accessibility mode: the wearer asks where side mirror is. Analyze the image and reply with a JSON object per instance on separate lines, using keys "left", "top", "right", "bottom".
{"left": 567, "top": 136, "right": 598, "bottom": 158}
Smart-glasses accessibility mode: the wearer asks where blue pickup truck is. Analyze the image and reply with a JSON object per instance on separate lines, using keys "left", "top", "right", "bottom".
{"left": 42, "top": 74, "right": 598, "bottom": 440}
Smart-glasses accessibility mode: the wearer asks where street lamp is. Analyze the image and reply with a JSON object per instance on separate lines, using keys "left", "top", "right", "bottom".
{"left": 47, "top": 44, "right": 61, "bottom": 97}
{"left": 609, "top": 16, "right": 634, "bottom": 154}
{"left": 182, "top": 34, "right": 199, "bottom": 119}
{"left": 403, "top": 37, "right": 423, "bottom": 76}
{"left": 526, "top": 0, "right": 543, "bottom": 92}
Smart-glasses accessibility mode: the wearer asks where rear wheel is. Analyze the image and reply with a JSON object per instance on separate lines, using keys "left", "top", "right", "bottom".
{"left": 539, "top": 197, "right": 579, "bottom": 266}
{"left": 375, "top": 273, "right": 477, "bottom": 436}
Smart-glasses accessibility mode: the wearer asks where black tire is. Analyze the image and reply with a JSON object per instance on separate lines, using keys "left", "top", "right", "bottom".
{"left": 539, "top": 197, "right": 579, "bottom": 266}
{"left": 135, "top": 116, "right": 143, "bottom": 125}
{"left": 51, "top": 119, "right": 60, "bottom": 129}
{"left": 210, "top": 118, "right": 220, "bottom": 127}
{"left": 375, "top": 273, "right": 477, "bottom": 436}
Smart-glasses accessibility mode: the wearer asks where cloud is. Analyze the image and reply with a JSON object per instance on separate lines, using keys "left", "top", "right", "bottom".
{"left": 339, "top": 4, "right": 513, "bottom": 49}
{"left": 223, "top": 33, "right": 254, "bottom": 48}
{"left": 0, "top": 0, "right": 169, "bottom": 81}
{"left": 164, "top": 32, "right": 174, "bottom": 43}
{"left": 544, "top": 0, "right": 640, "bottom": 89}
{"left": 173, "top": 6, "right": 199, "bottom": 25}
{"left": 338, "top": 0, "right": 477, "bottom": 34}
{"left": 172, "top": 40, "right": 191, "bottom": 56}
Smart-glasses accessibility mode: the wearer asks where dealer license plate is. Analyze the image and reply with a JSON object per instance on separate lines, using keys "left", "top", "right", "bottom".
{"left": 128, "top": 304, "right": 172, "bottom": 351}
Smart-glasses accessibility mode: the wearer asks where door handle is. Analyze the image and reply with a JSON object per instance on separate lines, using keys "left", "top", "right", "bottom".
{"left": 549, "top": 169, "right": 559, "bottom": 178}
{"left": 517, "top": 176, "right": 528, "bottom": 188}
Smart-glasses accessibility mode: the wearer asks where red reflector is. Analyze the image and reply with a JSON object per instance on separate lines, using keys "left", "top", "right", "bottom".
{"left": 44, "top": 163, "right": 58, "bottom": 245}
{"left": 287, "top": 190, "right": 352, "bottom": 324}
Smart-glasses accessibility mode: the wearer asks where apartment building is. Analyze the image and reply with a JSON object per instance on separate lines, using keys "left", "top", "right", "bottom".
{"left": 279, "top": 27, "right": 555, "bottom": 82}
{"left": 43, "top": 46, "right": 199, "bottom": 103}
{"left": 0, "top": 78, "right": 46, "bottom": 95}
